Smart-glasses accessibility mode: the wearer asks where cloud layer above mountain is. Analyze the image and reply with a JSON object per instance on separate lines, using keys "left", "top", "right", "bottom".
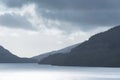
{"left": 0, "top": 13, "right": 35, "bottom": 30}
{"left": 1, "top": 0, "right": 120, "bottom": 30}
{"left": 0, "top": 0, "right": 118, "bottom": 57}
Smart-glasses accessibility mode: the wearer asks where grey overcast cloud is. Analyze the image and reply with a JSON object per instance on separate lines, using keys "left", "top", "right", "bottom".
{"left": 0, "top": 0, "right": 119, "bottom": 57}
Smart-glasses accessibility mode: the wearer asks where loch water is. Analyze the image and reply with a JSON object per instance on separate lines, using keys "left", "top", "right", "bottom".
{"left": 0, "top": 63, "right": 120, "bottom": 80}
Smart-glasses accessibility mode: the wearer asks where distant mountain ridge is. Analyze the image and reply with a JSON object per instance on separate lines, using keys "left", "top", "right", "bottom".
{"left": 0, "top": 46, "right": 37, "bottom": 63}
{"left": 39, "top": 25, "right": 120, "bottom": 67}
{"left": 32, "top": 43, "right": 79, "bottom": 61}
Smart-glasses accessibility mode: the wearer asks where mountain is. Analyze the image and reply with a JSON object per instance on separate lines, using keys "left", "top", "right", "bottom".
{"left": 39, "top": 25, "right": 120, "bottom": 67}
{"left": 32, "top": 44, "right": 79, "bottom": 61}
{"left": 0, "top": 46, "right": 37, "bottom": 63}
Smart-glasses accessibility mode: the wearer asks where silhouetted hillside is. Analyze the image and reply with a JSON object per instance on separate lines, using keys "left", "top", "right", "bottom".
{"left": 32, "top": 44, "right": 79, "bottom": 61}
{"left": 0, "top": 46, "right": 37, "bottom": 63}
{"left": 39, "top": 25, "right": 120, "bottom": 67}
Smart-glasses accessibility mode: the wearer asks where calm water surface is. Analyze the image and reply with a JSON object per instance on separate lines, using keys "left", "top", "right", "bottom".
{"left": 0, "top": 63, "right": 120, "bottom": 80}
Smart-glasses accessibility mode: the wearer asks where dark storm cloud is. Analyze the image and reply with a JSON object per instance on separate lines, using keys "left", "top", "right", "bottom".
{"left": 1, "top": 0, "right": 29, "bottom": 8}
{"left": 35, "top": 0, "right": 120, "bottom": 11}
{"left": 35, "top": 0, "right": 120, "bottom": 29}
{"left": 2, "top": 0, "right": 120, "bottom": 10}
{"left": 1, "top": 0, "right": 120, "bottom": 30}
{"left": 40, "top": 10, "right": 120, "bottom": 29}
{"left": 0, "top": 13, "right": 35, "bottom": 30}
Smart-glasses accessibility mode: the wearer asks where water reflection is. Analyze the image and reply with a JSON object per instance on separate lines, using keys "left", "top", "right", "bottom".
{"left": 0, "top": 63, "right": 120, "bottom": 80}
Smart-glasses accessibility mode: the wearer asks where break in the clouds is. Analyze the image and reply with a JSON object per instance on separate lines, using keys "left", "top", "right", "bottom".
{"left": 1, "top": 0, "right": 120, "bottom": 30}
{"left": 0, "top": 13, "right": 35, "bottom": 30}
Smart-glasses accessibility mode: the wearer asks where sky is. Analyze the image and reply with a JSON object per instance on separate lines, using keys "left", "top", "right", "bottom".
{"left": 0, "top": 0, "right": 119, "bottom": 57}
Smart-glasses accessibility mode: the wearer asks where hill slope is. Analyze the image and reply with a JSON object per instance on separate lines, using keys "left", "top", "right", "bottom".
{"left": 39, "top": 25, "right": 120, "bottom": 67}
{"left": 32, "top": 44, "right": 79, "bottom": 61}
{"left": 0, "top": 46, "right": 37, "bottom": 63}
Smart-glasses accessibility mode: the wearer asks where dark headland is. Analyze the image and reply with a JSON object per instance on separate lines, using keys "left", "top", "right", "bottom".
{"left": 39, "top": 25, "right": 120, "bottom": 67}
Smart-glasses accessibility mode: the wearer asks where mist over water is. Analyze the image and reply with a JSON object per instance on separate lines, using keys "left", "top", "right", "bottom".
{"left": 0, "top": 63, "right": 120, "bottom": 80}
